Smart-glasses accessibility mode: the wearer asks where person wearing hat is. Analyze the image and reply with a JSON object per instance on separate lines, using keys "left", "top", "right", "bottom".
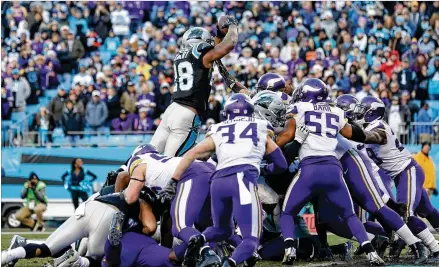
{"left": 111, "top": 108, "right": 133, "bottom": 132}
{"left": 15, "top": 172, "right": 48, "bottom": 231}
{"left": 413, "top": 142, "right": 437, "bottom": 198}
{"left": 10, "top": 68, "right": 31, "bottom": 112}
{"left": 120, "top": 81, "right": 138, "bottom": 114}
{"left": 85, "top": 90, "right": 108, "bottom": 132}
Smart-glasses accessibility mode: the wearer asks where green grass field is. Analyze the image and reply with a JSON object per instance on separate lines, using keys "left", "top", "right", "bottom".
{"left": 1, "top": 232, "right": 438, "bottom": 267}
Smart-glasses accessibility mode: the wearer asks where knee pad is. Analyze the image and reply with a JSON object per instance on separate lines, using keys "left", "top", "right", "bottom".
{"left": 24, "top": 243, "right": 51, "bottom": 258}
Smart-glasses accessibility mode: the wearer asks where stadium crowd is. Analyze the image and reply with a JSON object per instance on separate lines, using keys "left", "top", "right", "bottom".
{"left": 2, "top": 1, "right": 439, "bottom": 144}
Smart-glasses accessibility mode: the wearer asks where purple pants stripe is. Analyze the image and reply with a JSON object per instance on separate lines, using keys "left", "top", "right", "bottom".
{"left": 395, "top": 163, "right": 424, "bottom": 217}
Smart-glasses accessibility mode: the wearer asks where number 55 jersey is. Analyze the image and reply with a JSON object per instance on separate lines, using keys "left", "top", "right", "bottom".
{"left": 287, "top": 101, "right": 347, "bottom": 160}
{"left": 362, "top": 120, "right": 413, "bottom": 178}
{"left": 207, "top": 117, "right": 271, "bottom": 173}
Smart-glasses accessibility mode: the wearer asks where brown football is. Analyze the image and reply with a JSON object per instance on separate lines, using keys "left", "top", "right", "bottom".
{"left": 217, "top": 15, "right": 229, "bottom": 35}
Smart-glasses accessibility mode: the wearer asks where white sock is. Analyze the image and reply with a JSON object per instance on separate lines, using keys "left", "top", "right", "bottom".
{"left": 417, "top": 228, "right": 439, "bottom": 253}
{"left": 74, "top": 256, "right": 90, "bottom": 267}
{"left": 396, "top": 225, "right": 418, "bottom": 246}
{"left": 366, "top": 233, "right": 375, "bottom": 241}
{"left": 6, "top": 247, "right": 26, "bottom": 262}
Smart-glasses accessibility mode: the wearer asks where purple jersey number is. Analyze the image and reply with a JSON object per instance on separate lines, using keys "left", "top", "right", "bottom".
{"left": 217, "top": 123, "right": 259, "bottom": 146}
{"left": 150, "top": 153, "right": 171, "bottom": 163}
{"left": 304, "top": 111, "right": 339, "bottom": 138}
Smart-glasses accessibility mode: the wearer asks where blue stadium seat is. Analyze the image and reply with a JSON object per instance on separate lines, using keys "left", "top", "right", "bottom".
{"left": 107, "top": 135, "right": 125, "bottom": 146}
{"left": 126, "top": 135, "right": 143, "bottom": 145}
{"left": 52, "top": 136, "right": 69, "bottom": 146}
{"left": 11, "top": 112, "right": 26, "bottom": 123}
{"left": 45, "top": 89, "right": 59, "bottom": 99}
{"left": 99, "top": 51, "right": 112, "bottom": 65}
{"left": 2, "top": 120, "right": 13, "bottom": 130}
{"left": 89, "top": 135, "right": 108, "bottom": 145}
{"left": 143, "top": 134, "right": 153, "bottom": 143}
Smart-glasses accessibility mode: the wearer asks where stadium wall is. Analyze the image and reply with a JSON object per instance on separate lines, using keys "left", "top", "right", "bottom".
{"left": 2, "top": 144, "right": 439, "bottom": 209}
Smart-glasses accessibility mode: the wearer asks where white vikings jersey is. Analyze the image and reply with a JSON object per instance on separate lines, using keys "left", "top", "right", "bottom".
{"left": 361, "top": 120, "right": 412, "bottom": 177}
{"left": 288, "top": 102, "right": 347, "bottom": 159}
{"left": 128, "top": 153, "right": 182, "bottom": 190}
{"left": 207, "top": 117, "right": 269, "bottom": 171}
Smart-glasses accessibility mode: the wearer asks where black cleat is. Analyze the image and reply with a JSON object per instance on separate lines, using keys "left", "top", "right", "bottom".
{"left": 317, "top": 244, "right": 334, "bottom": 261}
{"left": 282, "top": 246, "right": 296, "bottom": 265}
{"left": 366, "top": 251, "right": 385, "bottom": 266}
{"left": 243, "top": 251, "right": 261, "bottom": 267}
{"left": 184, "top": 235, "right": 205, "bottom": 267}
{"left": 409, "top": 241, "right": 428, "bottom": 265}
{"left": 221, "top": 257, "right": 236, "bottom": 267}
{"left": 428, "top": 251, "right": 439, "bottom": 264}
{"left": 371, "top": 236, "right": 389, "bottom": 258}
{"left": 7, "top": 235, "right": 27, "bottom": 267}
{"left": 108, "top": 211, "right": 125, "bottom": 247}
{"left": 389, "top": 239, "right": 406, "bottom": 259}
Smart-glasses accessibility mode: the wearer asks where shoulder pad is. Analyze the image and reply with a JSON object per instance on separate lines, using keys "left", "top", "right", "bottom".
{"left": 192, "top": 42, "right": 214, "bottom": 59}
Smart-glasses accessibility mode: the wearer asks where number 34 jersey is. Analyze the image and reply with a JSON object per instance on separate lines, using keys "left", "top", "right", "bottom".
{"left": 172, "top": 42, "right": 214, "bottom": 118}
{"left": 288, "top": 101, "right": 347, "bottom": 160}
{"left": 362, "top": 120, "right": 412, "bottom": 177}
{"left": 207, "top": 117, "right": 269, "bottom": 172}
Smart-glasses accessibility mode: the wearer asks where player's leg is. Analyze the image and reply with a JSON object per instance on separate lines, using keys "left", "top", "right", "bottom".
{"left": 396, "top": 164, "right": 439, "bottom": 256}
{"left": 229, "top": 173, "right": 262, "bottom": 266}
{"left": 342, "top": 151, "right": 420, "bottom": 250}
{"left": 149, "top": 102, "right": 174, "bottom": 154}
{"left": 257, "top": 178, "right": 280, "bottom": 232}
{"left": 280, "top": 168, "right": 316, "bottom": 264}
{"left": 171, "top": 175, "right": 210, "bottom": 243}
{"left": 136, "top": 236, "right": 177, "bottom": 267}
{"left": 164, "top": 106, "right": 201, "bottom": 157}
{"left": 416, "top": 189, "right": 439, "bottom": 229}
{"left": 14, "top": 206, "right": 34, "bottom": 229}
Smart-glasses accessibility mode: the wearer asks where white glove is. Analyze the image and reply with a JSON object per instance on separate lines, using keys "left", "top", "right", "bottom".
{"left": 294, "top": 124, "right": 310, "bottom": 144}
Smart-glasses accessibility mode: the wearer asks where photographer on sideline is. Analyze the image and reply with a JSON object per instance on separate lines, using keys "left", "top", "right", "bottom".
{"left": 15, "top": 172, "right": 48, "bottom": 232}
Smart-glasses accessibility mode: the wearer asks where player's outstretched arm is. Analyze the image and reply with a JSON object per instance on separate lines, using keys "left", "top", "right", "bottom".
{"left": 340, "top": 123, "right": 387, "bottom": 144}
{"left": 276, "top": 117, "right": 296, "bottom": 148}
{"left": 262, "top": 136, "right": 288, "bottom": 175}
{"left": 215, "top": 59, "right": 248, "bottom": 94}
{"left": 173, "top": 137, "right": 216, "bottom": 181}
{"left": 138, "top": 199, "right": 157, "bottom": 235}
{"left": 203, "top": 24, "right": 238, "bottom": 68}
{"left": 124, "top": 164, "right": 147, "bottom": 204}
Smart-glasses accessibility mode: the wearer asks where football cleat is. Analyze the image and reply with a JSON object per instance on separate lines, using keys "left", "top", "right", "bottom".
{"left": 57, "top": 251, "right": 79, "bottom": 267}
{"left": 220, "top": 257, "right": 236, "bottom": 267}
{"left": 53, "top": 249, "right": 74, "bottom": 267}
{"left": 371, "top": 236, "right": 389, "bottom": 258}
{"left": 108, "top": 212, "right": 125, "bottom": 247}
{"left": 243, "top": 251, "right": 261, "bottom": 267}
{"left": 389, "top": 239, "right": 406, "bottom": 259}
{"left": 366, "top": 251, "right": 385, "bottom": 266}
{"left": 409, "top": 241, "right": 429, "bottom": 265}
{"left": 6, "top": 235, "right": 27, "bottom": 267}
{"left": 282, "top": 246, "right": 296, "bottom": 265}
{"left": 198, "top": 247, "right": 221, "bottom": 267}
{"left": 184, "top": 235, "right": 205, "bottom": 267}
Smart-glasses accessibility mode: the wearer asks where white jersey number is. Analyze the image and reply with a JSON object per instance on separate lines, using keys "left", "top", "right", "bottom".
{"left": 217, "top": 123, "right": 259, "bottom": 146}
{"left": 305, "top": 111, "right": 339, "bottom": 138}
{"left": 174, "top": 61, "right": 194, "bottom": 92}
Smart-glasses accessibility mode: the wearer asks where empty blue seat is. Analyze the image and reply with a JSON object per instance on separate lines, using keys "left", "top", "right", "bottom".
{"left": 107, "top": 135, "right": 125, "bottom": 146}
{"left": 11, "top": 112, "right": 26, "bottom": 123}
{"left": 89, "top": 135, "right": 108, "bottom": 145}
{"left": 426, "top": 100, "right": 439, "bottom": 120}
{"left": 126, "top": 135, "right": 143, "bottom": 145}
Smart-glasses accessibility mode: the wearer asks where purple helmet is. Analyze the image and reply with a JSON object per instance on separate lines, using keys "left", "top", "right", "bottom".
{"left": 294, "top": 78, "right": 329, "bottom": 103}
{"left": 355, "top": 96, "right": 386, "bottom": 125}
{"left": 132, "top": 144, "right": 158, "bottom": 156}
{"left": 224, "top": 93, "right": 254, "bottom": 119}
{"left": 256, "top": 73, "right": 286, "bottom": 92}
{"left": 335, "top": 94, "right": 359, "bottom": 121}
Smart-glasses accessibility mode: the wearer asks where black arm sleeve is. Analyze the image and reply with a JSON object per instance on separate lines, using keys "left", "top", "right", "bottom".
{"left": 61, "top": 171, "right": 69, "bottom": 182}
{"left": 86, "top": 170, "right": 98, "bottom": 182}
{"left": 349, "top": 123, "right": 367, "bottom": 143}
{"left": 284, "top": 140, "right": 303, "bottom": 164}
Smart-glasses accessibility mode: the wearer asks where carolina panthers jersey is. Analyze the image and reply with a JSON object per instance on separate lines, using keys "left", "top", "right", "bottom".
{"left": 362, "top": 120, "right": 412, "bottom": 177}
{"left": 287, "top": 102, "right": 347, "bottom": 159}
{"left": 172, "top": 42, "right": 214, "bottom": 118}
{"left": 207, "top": 117, "right": 269, "bottom": 172}
{"left": 127, "top": 153, "right": 182, "bottom": 190}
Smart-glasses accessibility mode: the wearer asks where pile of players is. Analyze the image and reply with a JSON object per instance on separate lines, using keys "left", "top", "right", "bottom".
{"left": 2, "top": 20, "right": 439, "bottom": 267}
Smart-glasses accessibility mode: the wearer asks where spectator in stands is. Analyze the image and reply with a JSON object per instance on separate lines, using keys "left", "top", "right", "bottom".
{"left": 120, "top": 81, "right": 138, "bottom": 114}
{"left": 133, "top": 107, "right": 154, "bottom": 132}
{"left": 93, "top": 3, "right": 111, "bottom": 40}
{"left": 62, "top": 100, "right": 83, "bottom": 144}
{"left": 31, "top": 107, "right": 55, "bottom": 145}
{"left": 61, "top": 158, "right": 97, "bottom": 209}
{"left": 15, "top": 172, "right": 47, "bottom": 232}
{"left": 48, "top": 87, "right": 66, "bottom": 126}
{"left": 110, "top": 3, "right": 131, "bottom": 38}
{"left": 385, "top": 96, "right": 411, "bottom": 144}
{"left": 156, "top": 82, "right": 171, "bottom": 117}
{"left": 85, "top": 90, "right": 108, "bottom": 132}
{"left": 106, "top": 87, "right": 121, "bottom": 121}
{"left": 206, "top": 95, "right": 221, "bottom": 124}
{"left": 63, "top": 30, "right": 85, "bottom": 73}
{"left": 416, "top": 102, "right": 434, "bottom": 142}
{"left": 69, "top": 91, "right": 85, "bottom": 118}
{"left": 136, "top": 82, "right": 156, "bottom": 114}
{"left": 72, "top": 64, "right": 93, "bottom": 87}
{"left": 111, "top": 108, "right": 133, "bottom": 132}
{"left": 428, "top": 58, "right": 439, "bottom": 100}
{"left": 2, "top": 86, "right": 13, "bottom": 120}
{"left": 414, "top": 142, "right": 437, "bottom": 198}
{"left": 10, "top": 68, "right": 31, "bottom": 112}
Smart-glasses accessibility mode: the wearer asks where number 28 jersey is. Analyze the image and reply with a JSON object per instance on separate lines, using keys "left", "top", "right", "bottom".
{"left": 287, "top": 102, "right": 347, "bottom": 160}
{"left": 362, "top": 120, "right": 412, "bottom": 177}
{"left": 207, "top": 117, "right": 269, "bottom": 172}
{"left": 172, "top": 42, "right": 214, "bottom": 118}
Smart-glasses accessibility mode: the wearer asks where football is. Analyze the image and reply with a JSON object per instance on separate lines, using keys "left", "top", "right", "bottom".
{"left": 217, "top": 15, "right": 229, "bottom": 35}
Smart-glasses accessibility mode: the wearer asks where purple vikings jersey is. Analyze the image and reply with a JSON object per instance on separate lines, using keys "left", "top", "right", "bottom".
{"left": 363, "top": 121, "right": 412, "bottom": 177}
{"left": 207, "top": 117, "right": 270, "bottom": 172}
{"left": 287, "top": 102, "right": 347, "bottom": 159}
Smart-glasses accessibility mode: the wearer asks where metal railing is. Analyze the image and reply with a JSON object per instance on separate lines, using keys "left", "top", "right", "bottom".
{"left": 6, "top": 122, "right": 439, "bottom": 147}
